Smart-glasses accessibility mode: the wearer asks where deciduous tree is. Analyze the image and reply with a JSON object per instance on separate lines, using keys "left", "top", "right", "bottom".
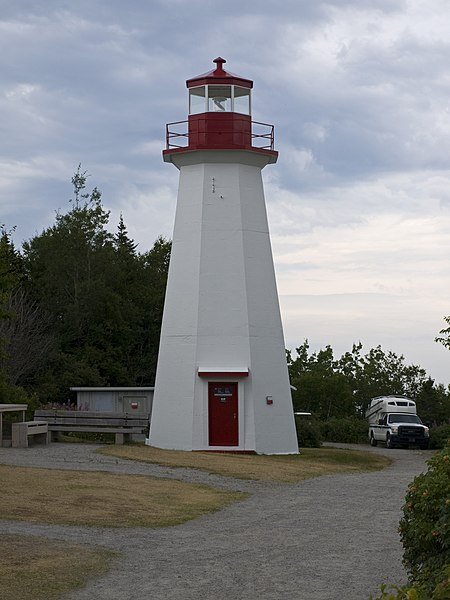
{"left": 435, "top": 315, "right": 450, "bottom": 351}
{"left": 288, "top": 340, "right": 432, "bottom": 420}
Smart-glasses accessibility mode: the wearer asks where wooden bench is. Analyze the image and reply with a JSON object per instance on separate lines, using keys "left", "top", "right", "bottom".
{"left": 34, "top": 410, "right": 149, "bottom": 445}
{"left": 12, "top": 421, "right": 49, "bottom": 448}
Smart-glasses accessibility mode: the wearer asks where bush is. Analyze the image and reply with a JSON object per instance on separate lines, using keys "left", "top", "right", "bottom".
{"left": 369, "top": 566, "right": 450, "bottom": 600}
{"left": 370, "top": 445, "right": 450, "bottom": 599}
{"left": 368, "top": 583, "right": 414, "bottom": 599}
{"left": 0, "top": 376, "right": 39, "bottom": 419}
{"left": 429, "top": 424, "right": 450, "bottom": 450}
{"left": 320, "top": 417, "right": 368, "bottom": 444}
{"left": 399, "top": 443, "right": 450, "bottom": 596}
{"left": 369, "top": 565, "right": 450, "bottom": 599}
{"left": 294, "top": 416, "right": 322, "bottom": 447}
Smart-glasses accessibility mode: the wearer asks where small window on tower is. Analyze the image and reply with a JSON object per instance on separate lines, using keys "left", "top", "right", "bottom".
{"left": 189, "top": 86, "right": 206, "bottom": 114}
{"left": 208, "top": 86, "right": 231, "bottom": 112}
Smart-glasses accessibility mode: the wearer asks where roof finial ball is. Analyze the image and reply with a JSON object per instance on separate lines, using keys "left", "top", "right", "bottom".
{"left": 213, "top": 56, "right": 226, "bottom": 73}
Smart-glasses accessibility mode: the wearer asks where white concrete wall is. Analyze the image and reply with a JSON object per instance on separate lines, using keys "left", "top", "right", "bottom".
{"left": 149, "top": 150, "right": 298, "bottom": 454}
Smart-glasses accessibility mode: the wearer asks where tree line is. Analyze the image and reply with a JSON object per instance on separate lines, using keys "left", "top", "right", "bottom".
{"left": 0, "top": 168, "right": 449, "bottom": 425}
{"left": 0, "top": 167, "right": 170, "bottom": 408}
{"left": 288, "top": 340, "right": 450, "bottom": 426}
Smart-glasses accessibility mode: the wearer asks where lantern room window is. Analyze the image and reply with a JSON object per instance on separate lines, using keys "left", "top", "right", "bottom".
{"left": 233, "top": 86, "right": 251, "bottom": 115}
{"left": 208, "top": 86, "right": 232, "bottom": 112}
{"left": 189, "top": 85, "right": 251, "bottom": 115}
{"left": 189, "top": 86, "right": 206, "bottom": 114}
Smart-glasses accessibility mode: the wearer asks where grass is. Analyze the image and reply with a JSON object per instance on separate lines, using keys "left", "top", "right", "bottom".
{"left": 0, "top": 464, "right": 244, "bottom": 527}
{"left": 98, "top": 444, "right": 391, "bottom": 483}
{"left": 0, "top": 534, "right": 117, "bottom": 600}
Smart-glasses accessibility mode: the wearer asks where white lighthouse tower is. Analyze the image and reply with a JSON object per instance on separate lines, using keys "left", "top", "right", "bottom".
{"left": 148, "top": 58, "right": 298, "bottom": 454}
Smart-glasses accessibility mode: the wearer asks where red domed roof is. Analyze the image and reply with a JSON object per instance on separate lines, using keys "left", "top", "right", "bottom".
{"left": 186, "top": 57, "right": 253, "bottom": 89}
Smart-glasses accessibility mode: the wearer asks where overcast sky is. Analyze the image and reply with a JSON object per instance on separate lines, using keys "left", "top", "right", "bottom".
{"left": 1, "top": 0, "right": 449, "bottom": 386}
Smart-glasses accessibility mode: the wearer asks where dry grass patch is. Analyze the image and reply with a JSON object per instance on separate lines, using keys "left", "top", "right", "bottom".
{"left": 98, "top": 445, "right": 391, "bottom": 483}
{"left": 0, "top": 534, "right": 117, "bottom": 600}
{"left": 0, "top": 465, "right": 244, "bottom": 527}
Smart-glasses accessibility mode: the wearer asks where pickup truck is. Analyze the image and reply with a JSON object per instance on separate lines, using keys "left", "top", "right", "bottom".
{"left": 365, "top": 395, "right": 429, "bottom": 449}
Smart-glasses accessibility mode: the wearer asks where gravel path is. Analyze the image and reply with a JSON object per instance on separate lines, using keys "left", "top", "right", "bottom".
{"left": 0, "top": 443, "right": 430, "bottom": 600}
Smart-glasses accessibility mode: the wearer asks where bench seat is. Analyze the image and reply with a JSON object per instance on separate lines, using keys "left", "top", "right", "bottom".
{"left": 34, "top": 410, "right": 149, "bottom": 445}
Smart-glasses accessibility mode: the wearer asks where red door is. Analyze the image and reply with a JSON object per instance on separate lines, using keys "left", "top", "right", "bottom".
{"left": 208, "top": 382, "right": 238, "bottom": 446}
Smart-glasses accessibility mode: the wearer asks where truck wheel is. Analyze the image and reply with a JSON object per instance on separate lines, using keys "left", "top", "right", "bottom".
{"left": 386, "top": 434, "right": 394, "bottom": 449}
{"left": 370, "top": 434, "right": 378, "bottom": 447}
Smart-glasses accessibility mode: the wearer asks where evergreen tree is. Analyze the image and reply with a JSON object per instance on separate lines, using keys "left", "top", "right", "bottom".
{"left": 0, "top": 227, "right": 24, "bottom": 312}
{"left": 18, "top": 168, "right": 171, "bottom": 402}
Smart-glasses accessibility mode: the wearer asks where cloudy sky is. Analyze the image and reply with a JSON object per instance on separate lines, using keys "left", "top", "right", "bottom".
{"left": 1, "top": 0, "right": 449, "bottom": 386}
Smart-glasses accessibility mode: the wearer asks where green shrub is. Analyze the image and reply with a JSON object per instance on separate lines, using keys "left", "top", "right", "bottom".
{"left": 294, "top": 415, "right": 322, "bottom": 447}
{"left": 429, "top": 424, "right": 450, "bottom": 450}
{"left": 398, "top": 444, "right": 450, "bottom": 596}
{"left": 320, "top": 417, "right": 368, "bottom": 444}
{"left": 0, "top": 376, "right": 39, "bottom": 420}
{"left": 370, "top": 444, "right": 450, "bottom": 600}
{"left": 368, "top": 582, "right": 415, "bottom": 599}
{"left": 369, "top": 565, "right": 450, "bottom": 599}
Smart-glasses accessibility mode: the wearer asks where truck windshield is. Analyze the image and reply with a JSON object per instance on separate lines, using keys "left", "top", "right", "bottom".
{"left": 388, "top": 414, "right": 422, "bottom": 424}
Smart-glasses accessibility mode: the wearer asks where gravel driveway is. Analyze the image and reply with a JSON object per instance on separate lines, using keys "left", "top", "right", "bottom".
{"left": 0, "top": 443, "right": 430, "bottom": 600}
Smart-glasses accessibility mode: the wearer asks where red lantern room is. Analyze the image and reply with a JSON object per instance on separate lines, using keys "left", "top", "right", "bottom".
{"left": 164, "top": 57, "right": 277, "bottom": 161}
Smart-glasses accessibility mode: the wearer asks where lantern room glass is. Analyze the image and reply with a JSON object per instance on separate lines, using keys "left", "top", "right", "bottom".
{"left": 189, "top": 85, "right": 251, "bottom": 115}
{"left": 208, "top": 86, "right": 232, "bottom": 112}
{"left": 233, "top": 86, "right": 251, "bottom": 115}
{"left": 189, "top": 86, "right": 206, "bottom": 114}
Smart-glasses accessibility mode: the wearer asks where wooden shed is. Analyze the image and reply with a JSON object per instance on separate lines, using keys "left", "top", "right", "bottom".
{"left": 70, "top": 387, "right": 154, "bottom": 415}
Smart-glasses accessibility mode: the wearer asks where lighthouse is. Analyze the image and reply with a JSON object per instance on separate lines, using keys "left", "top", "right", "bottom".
{"left": 148, "top": 58, "right": 298, "bottom": 454}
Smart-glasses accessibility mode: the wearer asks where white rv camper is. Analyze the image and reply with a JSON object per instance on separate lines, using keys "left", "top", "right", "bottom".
{"left": 365, "top": 395, "right": 429, "bottom": 449}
